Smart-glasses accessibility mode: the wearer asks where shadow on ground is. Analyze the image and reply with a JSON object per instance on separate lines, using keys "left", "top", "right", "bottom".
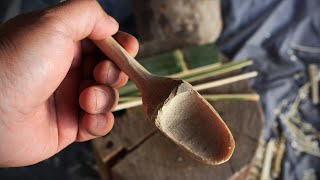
{"left": 0, "top": 142, "right": 99, "bottom": 180}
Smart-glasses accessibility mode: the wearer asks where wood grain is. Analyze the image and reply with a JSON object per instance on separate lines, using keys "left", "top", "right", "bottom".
{"left": 92, "top": 108, "right": 156, "bottom": 163}
{"left": 112, "top": 132, "right": 233, "bottom": 180}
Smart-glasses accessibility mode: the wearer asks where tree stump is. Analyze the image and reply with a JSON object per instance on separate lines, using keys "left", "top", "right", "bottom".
{"left": 133, "top": 0, "right": 223, "bottom": 57}
{"left": 92, "top": 73, "right": 264, "bottom": 180}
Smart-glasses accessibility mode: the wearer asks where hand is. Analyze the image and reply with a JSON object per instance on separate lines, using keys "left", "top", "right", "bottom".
{"left": 0, "top": 0, "right": 138, "bottom": 167}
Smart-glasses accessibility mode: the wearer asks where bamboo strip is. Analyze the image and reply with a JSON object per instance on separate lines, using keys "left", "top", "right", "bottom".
{"left": 184, "top": 60, "right": 253, "bottom": 82}
{"left": 119, "top": 96, "right": 141, "bottom": 102}
{"left": 174, "top": 50, "right": 189, "bottom": 72}
{"left": 115, "top": 100, "right": 143, "bottom": 111}
{"left": 194, "top": 71, "right": 258, "bottom": 91}
{"left": 272, "top": 136, "right": 286, "bottom": 179}
{"left": 169, "top": 62, "right": 222, "bottom": 78}
{"left": 260, "top": 139, "right": 276, "bottom": 180}
{"left": 308, "top": 64, "right": 319, "bottom": 105}
{"left": 202, "top": 94, "right": 260, "bottom": 101}
{"left": 120, "top": 94, "right": 260, "bottom": 103}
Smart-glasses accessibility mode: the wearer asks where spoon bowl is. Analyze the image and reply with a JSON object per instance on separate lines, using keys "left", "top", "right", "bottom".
{"left": 154, "top": 81, "right": 234, "bottom": 164}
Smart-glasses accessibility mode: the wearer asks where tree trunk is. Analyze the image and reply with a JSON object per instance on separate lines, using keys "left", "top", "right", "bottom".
{"left": 133, "top": 0, "right": 222, "bottom": 57}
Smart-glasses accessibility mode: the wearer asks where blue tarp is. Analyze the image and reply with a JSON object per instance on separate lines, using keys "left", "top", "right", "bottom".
{"left": 216, "top": 0, "right": 320, "bottom": 179}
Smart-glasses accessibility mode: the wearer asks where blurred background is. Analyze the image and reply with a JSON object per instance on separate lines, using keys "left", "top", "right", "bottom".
{"left": 0, "top": 0, "right": 320, "bottom": 180}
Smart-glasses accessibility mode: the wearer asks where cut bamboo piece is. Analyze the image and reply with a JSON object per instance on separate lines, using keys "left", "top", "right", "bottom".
{"left": 308, "top": 64, "right": 319, "bottom": 105}
{"left": 194, "top": 71, "right": 257, "bottom": 91}
{"left": 272, "top": 137, "right": 285, "bottom": 179}
{"left": 119, "top": 60, "right": 253, "bottom": 96}
{"left": 260, "top": 139, "right": 276, "bottom": 180}
{"left": 173, "top": 60, "right": 252, "bottom": 80}
{"left": 115, "top": 100, "right": 143, "bottom": 111}
{"left": 182, "top": 44, "right": 221, "bottom": 69}
{"left": 202, "top": 94, "right": 260, "bottom": 102}
{"left": 119, "top": 96, "right": 141, "bottom": 102}
{"left": 175, "top": 50, "right": 189, "bottom": 72}
{"left": 140, "top": 50, "right": 187, "bottom": 76}
{"left": 184, "top": 60, "right": 253, "bottom": 82}
{"left": 115, "top": 72, "right": 258, "bottom": 111}
{"left": 169, "top": 62, "right": 222, "bottom": 78}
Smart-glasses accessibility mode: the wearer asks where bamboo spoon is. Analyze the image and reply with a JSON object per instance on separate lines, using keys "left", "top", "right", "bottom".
{"left": 94, "top": 37, "right": 235, "bottom": 165}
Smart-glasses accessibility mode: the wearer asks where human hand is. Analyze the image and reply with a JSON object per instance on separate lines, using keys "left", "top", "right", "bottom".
{"left": 0, "top": 0, "right": 138, "bottom": 167}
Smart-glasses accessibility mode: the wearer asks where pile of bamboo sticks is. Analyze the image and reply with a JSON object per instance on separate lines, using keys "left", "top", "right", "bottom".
{"left": 115, "top": 46, "right": 259, "bottom": 111}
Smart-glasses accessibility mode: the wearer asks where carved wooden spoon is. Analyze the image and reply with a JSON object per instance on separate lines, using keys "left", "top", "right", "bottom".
{"left": 94, "top": 37, "right": 235, "bottom": 165}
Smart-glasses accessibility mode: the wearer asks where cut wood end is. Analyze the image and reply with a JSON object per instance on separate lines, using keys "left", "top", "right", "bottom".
{"left": 154, "top": 82, "right": 235, "bottom": 165}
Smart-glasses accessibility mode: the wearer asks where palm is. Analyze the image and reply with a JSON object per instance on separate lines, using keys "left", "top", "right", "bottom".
{"left": 0, "top": 34, "right": 83, "bottom": 165}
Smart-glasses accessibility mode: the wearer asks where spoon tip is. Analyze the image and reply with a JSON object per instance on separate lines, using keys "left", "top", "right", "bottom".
{"left": 154, "top": 84, "right": 235, "bottom": 165}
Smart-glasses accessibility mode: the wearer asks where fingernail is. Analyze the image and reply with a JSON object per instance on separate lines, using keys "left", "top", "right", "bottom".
{"left": 94, "top": 88, "right": 108, "bottom": 113}
{"left": 107, "top": 63, "right": 120, "bottom": 85}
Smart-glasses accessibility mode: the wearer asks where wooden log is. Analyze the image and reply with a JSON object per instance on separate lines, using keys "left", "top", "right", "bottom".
{"left": 92, "top": 75, "right": 264, "bottom": 180}
{"left": 133, "top": 0, "right": 222, "bottom": 57}
{"left": 112, "top": 132, "right": 233, "bottom": 180}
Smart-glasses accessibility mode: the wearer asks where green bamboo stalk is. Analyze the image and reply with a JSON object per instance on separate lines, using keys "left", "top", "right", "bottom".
{"left": 183, "top": 44, "right": 220, "bottom": 69}
{"left": 169, "top": 63, "right": 222, "bottom": 78}
{"left": 140, "top": 50, "right": 186, "bottom": 76}
{"left": 184, "top": 60, "right": 253, "bottom": 82}
{"left": 118, "top": 84, "right": 138, "bottom": 96}
{"left": 174, "top": 50, "right": 189, "bottom": 72}
{"left": 182, "top": 60, "right": 251, "bottom": 78}
{"left": 119, "top": 96, "right": 141, "bottom": 103}
{"left": 118, "top": 62, "right": 221, "bottom": 96}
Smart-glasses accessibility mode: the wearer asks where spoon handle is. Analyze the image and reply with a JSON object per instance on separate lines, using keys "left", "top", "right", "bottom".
{"left": 93, "top": 37, "right": 152, "bottom": 88}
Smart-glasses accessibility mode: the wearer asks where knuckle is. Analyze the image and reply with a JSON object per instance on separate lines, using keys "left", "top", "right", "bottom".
{"left": 82, "top": 0, "right": 101, "bottom": 10}
{"left": 69, "top": 0, "right": 102, "bottom": 15}
{"left": 37, "top": 9, "right": 72, "bottom": 37}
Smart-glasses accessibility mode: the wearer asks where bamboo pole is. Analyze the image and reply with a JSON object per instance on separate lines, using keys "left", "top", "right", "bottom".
{"left": 194, "top": 71, "right": 257, "bottom": 91}
{"left": 184, "top": 60, "right": 253, "bottom": 82}
{"left": 272, "top": 136, "right": 286, "bottom": 179}
{"left": 202, "top": 94, "right": 260, "bottom": 102}
{"left": 260, "top": 139, "right": 276, "bottom": 180}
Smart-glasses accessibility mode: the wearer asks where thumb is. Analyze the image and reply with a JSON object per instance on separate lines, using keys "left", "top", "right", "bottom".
{"left": 1, "top": 0, "right": 119, "bottom": 41}
{"left": 42, "top": 0, "right": 119, "bottom": 41}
